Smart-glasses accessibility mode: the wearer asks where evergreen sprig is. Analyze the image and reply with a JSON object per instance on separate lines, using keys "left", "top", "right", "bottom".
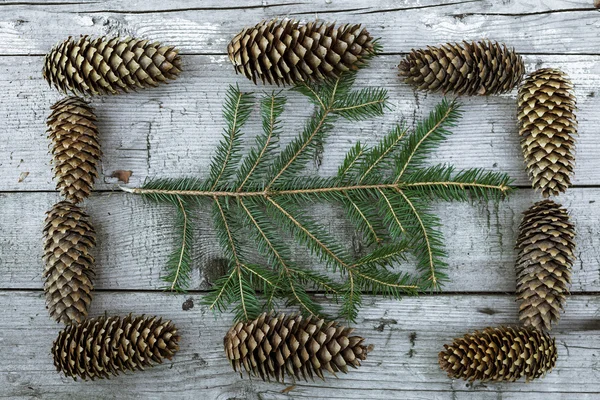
{"left": 122, "top": 63, "right": 513, "bottom": 322}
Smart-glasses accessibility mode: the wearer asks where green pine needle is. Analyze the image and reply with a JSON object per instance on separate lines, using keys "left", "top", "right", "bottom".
{"left": 161, "top": 196, "right": 193, "bottom": 292}
{"left": 123, "top": 58, "right": 514, "bottom": 322}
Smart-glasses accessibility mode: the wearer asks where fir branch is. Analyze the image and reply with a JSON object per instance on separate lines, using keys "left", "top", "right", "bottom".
{"left": 265, "top": 197, "right": 351, "bottom": 272}
{"left": 212, "top": 196, "right": 244, "bottom": 267}
{"left": 238, "top": 197, "right": 290, "bottom": 271}
{"left": 162, "top": 196, "right": 193, "bottom": 292}
{"left": 236, "top": 93, "right": 285, "bottom": 191}
{"left": 232, "top": 268, "right": 262, "bottom": 322}
{"left": 338, "top": 142, "right": 365, "bottom": 180}
{"left": 205, "top": 265, "right": 237, "bottom": 313}
{"left": 124, "top": 58, "right": 514, "bottom": 322}
{"left": 323, "top": 70, "right": 357, "bottom": 105}
{"left": 126, "top": 179, "right": 511, "bottom": 201}
{"left": 268, "top": 71, "right": 388, "bottom": 190}
{"left": 281, "top": 276, "right": 324, "bottom": 318}
{"left": 352, "top": 243, "right": 409, "bottom": 269}
{"left": 396, "top": 189, "right": 447, "bottom": 289}
{"left": 340, "top": 273, "right": 362, "bottom": 322}
{"left": 376, "top": 188, "right": 406, "bottom": 239}
{"left": 242, "top": 263, "right": 278, "bottom": 294}
{"left": 403, "top": 165, "right": 513, "bottom": 201}
{"left": 342, "top": 193, "right": 382, "bottom": 245}
{"left": 294, "top": 81, "right": 327, "bottom": 110}
{"left": 359, "top": 124, "right": 407, "bottom": 182}
{"left": 211, "top": 196, "right": 261, "bottom": 320}
{"left": 355, "top": 267, "right": 418, "bottom": 298}
{"left": 349, "top": 243, "right": 419, "bottom": 302}
{"left": 209, "top": 85, "right": 254, "bottom": 190}
{"left": 286, "top": 265, "right": 341, "bottom": 295}
{"left": 332, "top": 87, "right": 388, "bottom": 121}
{"left": 239, "top": 197, "right": 332, "bottom": 318}
{"left": 266, "top": 107, "right": 335, "bottom": 189}
{"left": 394, "top": 99, "right": 460, "bottom": 183}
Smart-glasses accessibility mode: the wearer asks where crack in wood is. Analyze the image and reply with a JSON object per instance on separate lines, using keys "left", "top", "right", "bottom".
{"left": 356, "top": 0, "right": 482, "bottom": 15}
{"left": 83, "top": 2, "right": 306, "bottom": 14}
{"left": 456, "top": 7, "right": 598, "bottom": 18}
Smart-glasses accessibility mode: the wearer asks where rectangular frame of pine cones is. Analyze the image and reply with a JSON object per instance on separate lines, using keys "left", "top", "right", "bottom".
{"left": 40, "top": 18, "right": 576, "bottom": 385}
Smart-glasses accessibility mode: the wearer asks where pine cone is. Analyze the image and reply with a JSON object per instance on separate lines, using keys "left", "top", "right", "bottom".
{"left": 53, "top": 314, "right": 179, "bottom": 380}
{"left": 224, "top": 313, "right": 370, "bottom": 382}
{"left": 399, "top": 40, "right": 525, "bottom": 95}
{"left": 439, "top": 326, "right": 557, "bottom": 382}
{"left": 43, "top": 201, "right": 95, "bottom": 324}
{"left": 228, "top": 19, "right": 375, "bottom": 85}
{"left": 43, "top": 36, "right": 182, "bottom": 96}
{"left": 47, "top": 97, "right": 101, "bottom": 203}
{"left": 516, "top": 200, "right": 576, "bottom": 331}
{"left": 518, "top": 68, "right": 577, "bottom": 197}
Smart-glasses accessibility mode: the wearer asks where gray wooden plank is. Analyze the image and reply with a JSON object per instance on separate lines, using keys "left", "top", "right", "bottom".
{"left": 1, "top": 188, "right": 597, "bottom": 292}
{"left": 0, "top": 0, "right": 588, "bottom": 12}
{"left": 1, "top": 291, "right": 598, "bottom": 399}
{"left": 0, "top": 0, "right": 598, "bottom": 55}
{"left": 1, "top": 2, "right": 597, "bottom": 398}
{"left": 2, "top": 54, "right": 599, "bottom": 191}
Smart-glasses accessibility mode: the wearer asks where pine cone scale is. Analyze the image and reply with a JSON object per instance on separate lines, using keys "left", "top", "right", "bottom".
{"left": 53, "top": 315, "right": 179, "bottom": 380}
{"left": 43, "top": 201, "right": 96, "bottom": 324}
{"left": 440, "top": 326, "right": 557, "bottom": 382}
{"left": 43, "top": 36, "right": 181, "bottom": 96}
{"left": 515, "top": 200, "right": 575, "bottom": 331}
{"left": 225, "top": 313, "right": 369, "bottom": 382}
{"left": 229, "top": 19, "right": 374, "bottom": 85}
{"left": 518, "top": 68, "right": 577, "bottom": 196}
{"left": 47, "top": 97, "right": 101, "bottom": 203}
{"left": 400, "top": 41, "right": 524, "bottom": 96}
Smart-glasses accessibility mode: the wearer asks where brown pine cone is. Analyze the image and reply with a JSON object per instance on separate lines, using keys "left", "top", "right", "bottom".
{"left": 439, "top": 326, "right": 557, "bottom": 382}
{"left": 47, "top": 96, "right": 101, "bottom": 203}
{"left": 52, "top": 314, "right": 180, "bottom": 380}
{"left": 43, "top": 36, "right": 182, "bottom": 95}
{"left": 224, "top": 313, "right": 371, "bottom": 382}
{"left": 228, "top": 19, "right": 375, "bottom": 85}
{"left": 518, "top": 68, "right": 577, "bottom": 197}
{"left": 516, "top": 200, "right": 576, "bottom": 330}
{"left": 43, "top": 201, "right": 95, "bottom": 324}
{"left": 399, "top": 40, "right": 525, "bottom": 95}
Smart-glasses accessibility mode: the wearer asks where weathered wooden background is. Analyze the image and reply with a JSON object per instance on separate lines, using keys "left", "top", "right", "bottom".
{"left": 1, "top": 0, "right": 599, "bottom": 399}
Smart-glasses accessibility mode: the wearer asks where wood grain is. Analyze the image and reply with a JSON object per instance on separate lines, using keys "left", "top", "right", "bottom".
{"left": 1, "top": 1, "right": 599, "bottom": 398}
{"left": 1, "top": 291, "right": 598, "bottom": 399}
{"left": 0, "top": 0, "right": 599, "bottom": 55}
{"left": 1, "top": 188, "right": 597, "bottom": 292}
{"left": 2, "top": 54, "right": 599, "bottom": 191}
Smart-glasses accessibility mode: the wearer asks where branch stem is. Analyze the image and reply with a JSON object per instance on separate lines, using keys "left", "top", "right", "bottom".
{"left": 396, "top": 188, "right": 437, "bottom": 287}
{"left": 394, "top": 104, "right": 455, "bottom": 183}
{"left": 266, "top": 108, "right": 330, "bottom": 190}
{"left": 354, "top": 271, "right": 418, "bottom": 289}
{"left": 237, "top": 95, "right": 277, "bottom": 192}
{"left": 267, "top": 197, "right": 350, "bottom": 269}
{"left": 170, "top": 196, "right": 188, "bottom": 291}
{"left": 211, "top": 91, "right": 243, "bottom": 191}
{"left": 122, "top": 181, "right": 510, "bottom": 198}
